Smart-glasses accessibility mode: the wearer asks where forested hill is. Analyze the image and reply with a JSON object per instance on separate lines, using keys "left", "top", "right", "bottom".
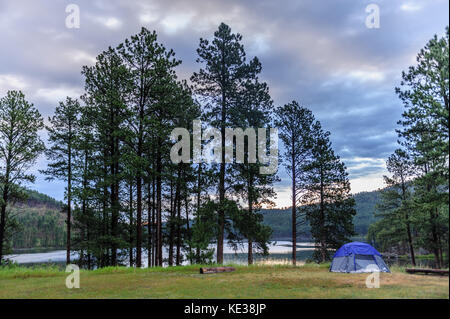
{"left": 9, "top": 187, "right": 381, "bottom": 248}
{"left": 21, "top": 189, "right": 62, "bottom": 209}
{"left": 8, "top": 189, "right": 65, "bottom": 249}
{"left": 352, "top": 190, "right": 382, "bottom": 234}
{"left": 261, "top": 189, "right": 382, "bottom": 240}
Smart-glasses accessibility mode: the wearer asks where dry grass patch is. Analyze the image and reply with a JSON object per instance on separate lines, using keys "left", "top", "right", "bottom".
{"left": 1, "top": 264, "right": 448, "bottom": 299}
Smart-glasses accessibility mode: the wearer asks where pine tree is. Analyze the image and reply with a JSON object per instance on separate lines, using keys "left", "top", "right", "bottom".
{"left": 0, "top": 91, "right": 45, "bottom": 264}
{"left": 72, "top": 103, "right": 97, "bottom": 269}
{"left": 118, "top": 27, "right": 181, "bottom": 267}
{"left": 231, "top": 75, "right": 277, "bottom": 264}
{"left": 189, "top": 123, "right": 217, "bottom": 264}
{"left": 275, "top": 101, "right": 315, "bottom": 265}
{"left": 395, "top": 26, "right": 449, "bottom": 268}
{"left": 81, "top": 47, "right": 131, "bottom": 266}
{"left": 169, "top": 84, "right": 200, "bottom": 265}
{"left": 41, "top": 96, "right": 80, "bottom": 265}
{"left": 303, "top": 122, "right": 356, "bottom": 262}
{"left": 191, "top": 22, "right": 263, "bottom": 264}
{"left": 187, "top": 200, "right": 217, "bottom": 264}
{"left": 375, "top": 149, "right": 417, "bottom": 265}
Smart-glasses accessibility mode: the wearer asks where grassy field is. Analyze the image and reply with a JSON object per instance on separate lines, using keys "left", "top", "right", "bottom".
{"left": 0, "top": 263, "right": 448, "bottom": 299}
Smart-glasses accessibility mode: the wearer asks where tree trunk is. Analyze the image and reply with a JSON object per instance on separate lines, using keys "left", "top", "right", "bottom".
{"left": 0, "top": 184, "right": 8, "bottom": 266}
{"left": 406, "top": 219, "right": 416, "bottom": 266}
{"left": 82, "top": 150, "right": 91, "bottom": 270}
{"left": 156, "top": 145, "right": 163, "bottom": 266}
{"left": 196, "top": 163, "right": 202, "bottom": 261}
{"left": 248, "top": 172, "right": 254, "bottom": 265}
{"left": 136, "top": 174, "right": 142, "bottom": 267}
{"left": 109, "top": 109, "right": 119, "bottom": 266}
{"left": 110, "top": 175, "right": 116, "bottom": 265}
{"left": 217, "top": 51, "right": 227, "bottom": 264}
{"left": 217, "top": 91, "right": 226, "bottom": 265}
{"left": 438, "top": 233, "right": 444, "bottom": 268}
{"left": 129, "top": 183, "right": 133, "bottom": 267}
{"left": 185, "top": 195, "right": 192, "bottom": 264}
{"left": 176, "top": 169, "right": 182, "bottom": 266}
{"left": 400, "top": 176, "right": 415, "bottom": 267}
{"left": 147, "top": 180, "right": 153, "bottom": 267}
{"left": 152, "top": 174, "right": 156, "bottom": 267}
{"left": 291, "top": 148, "right": 297, "bottom": 266}
{"left": 67, "top": 141, "right": 72, "bottom": 265}
{"left": 168, "top": 179, "right": 175, "bottom": 266}
{"left": 247, "top": 239, "right": 253, "bottom": 265}
{"left": 430, "top": 209, "right": 441, "bottom": 269}
{"left": 319, "top": 166, "right": 326, "bottom": 263}
{"left": 101, "top": 165, "right": 108, "bottom": 267}
{"left": 217, "top": 161, "right": 225, "bottom": 264}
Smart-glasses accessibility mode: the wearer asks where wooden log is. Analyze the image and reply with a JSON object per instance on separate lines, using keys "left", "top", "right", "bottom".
{"left": 405, "top": 268, "right": 449, "bottom": 276}
{"left": 199, "top": 267, "right": 236, "bottom": 274}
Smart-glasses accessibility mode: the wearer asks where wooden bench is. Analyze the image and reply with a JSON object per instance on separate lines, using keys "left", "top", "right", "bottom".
{"left": 199, "top": 267, "right": 236, "bottom": 274}
{"left": 405, "top": 268, "right": 449, "bottom": 276}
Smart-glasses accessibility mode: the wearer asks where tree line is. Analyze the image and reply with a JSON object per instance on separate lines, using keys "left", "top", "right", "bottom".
{"left": 1, "top": 23, "right": 357, "bottom": 267}
{"left": 369, "top": 27, "right": 449, "bottom": 268}
{"left": 9, "top": 205, "right": 66, "bottom": 249}
{"left": 5, "top": 190, "right": 379, "bottom": 250}
{"left": 0, "top": 187, "right": 64, "bottom": 251}
{"left": 262, "top": 190, "right": 380, "bottom": 240}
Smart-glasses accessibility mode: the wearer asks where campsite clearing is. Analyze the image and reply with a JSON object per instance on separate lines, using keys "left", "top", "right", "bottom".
{"left": 0, "top": 264, "right": 448, "bottom": 299}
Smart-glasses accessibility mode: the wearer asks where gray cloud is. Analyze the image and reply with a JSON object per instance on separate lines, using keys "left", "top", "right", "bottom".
{"left": 0, "top": 0, "right": 448, "bottom": 203}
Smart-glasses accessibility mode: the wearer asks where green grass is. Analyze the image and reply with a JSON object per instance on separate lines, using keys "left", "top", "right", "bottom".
{"left": 397, "top": 253, "right": 448, "bottom": 261}
{"left": 0, "top": 263, "right": 448, "bottom": 299}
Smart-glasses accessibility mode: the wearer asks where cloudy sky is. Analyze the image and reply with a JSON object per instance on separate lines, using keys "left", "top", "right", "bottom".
{"left": 0, "top": 0, "right": 448, "bottom": 207}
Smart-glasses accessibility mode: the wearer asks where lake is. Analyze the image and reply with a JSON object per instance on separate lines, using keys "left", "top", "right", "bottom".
{"left": 6, "top": 241, "right": 444, "bottom": 268}
{"left": 5, "top": 241, "right": 316, "bottom": 267}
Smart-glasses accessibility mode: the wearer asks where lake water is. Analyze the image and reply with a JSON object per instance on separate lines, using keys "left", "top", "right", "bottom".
{"left": 5, "top": 241, "right": 316, "bottom": 267}
{"left": 6, "top": 241, "right": 444, "bottom": 268}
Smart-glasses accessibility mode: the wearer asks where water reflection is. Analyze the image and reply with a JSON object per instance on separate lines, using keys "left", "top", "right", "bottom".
{"left": 5, "top": 241, "right": 315, "bottom": 266}
{"left": 5, "top": 241, "right": 446, "bottom": 269}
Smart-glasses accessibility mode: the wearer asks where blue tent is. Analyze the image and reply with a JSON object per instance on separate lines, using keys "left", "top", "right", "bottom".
{"left": 330, "top": 242, "right": 390, "bottom": 273}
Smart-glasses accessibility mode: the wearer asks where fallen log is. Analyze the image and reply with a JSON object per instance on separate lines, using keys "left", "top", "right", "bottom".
{"left": 405, "top": 268, "right": 449, "bottom": 276}
{"left": 199, "top": 267, "right": 236, "bottom": 274}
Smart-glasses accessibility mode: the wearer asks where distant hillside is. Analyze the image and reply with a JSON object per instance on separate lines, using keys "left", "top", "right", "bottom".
{"left": 7, "top": 187, "right": 382, "bottom": 249}
{"left": 352, "top": 190, "right": 382, "bottom": 235}
{"left": 21, "top": 188, "right": 63, "bottom": 209}
{"left": 8, "top": 188, "right": 65, "bottom": 249}
{"left": 261, "top": 189, "right": 382, "bottom": 240}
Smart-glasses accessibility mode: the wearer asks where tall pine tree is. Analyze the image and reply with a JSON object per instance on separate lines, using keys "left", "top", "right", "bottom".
{"left": 395, "top": 26, "right": 449, "bottom": 268}
{"left": 118, "top": 27, "right": 181, "bottom": 267}
{"left": 374, "top": 149, "right": 417, "bottom": 265}
{"left": 0, "top": 91, "right": 45, "bottom": 264}
{"left": 41, "top": 96, "right": 80, "bottom": 265}
{"left": 303, "top": 122, "right": 356, "bottom": 262}
{"left": 275, "top": 101, "right": 315, "bottom": 265}
{"left": 191, "top": 23, "right": 264, "bottom": 263}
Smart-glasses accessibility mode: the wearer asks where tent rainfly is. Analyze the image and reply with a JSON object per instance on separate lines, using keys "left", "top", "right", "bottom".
{"left": 330, "top": 242, "right": 390, "bottom": 273}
